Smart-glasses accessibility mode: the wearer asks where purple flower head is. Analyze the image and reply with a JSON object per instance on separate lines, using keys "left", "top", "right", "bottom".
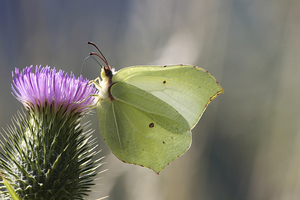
{"left": 12, "top": 65, "right": 96, "bottom": 115}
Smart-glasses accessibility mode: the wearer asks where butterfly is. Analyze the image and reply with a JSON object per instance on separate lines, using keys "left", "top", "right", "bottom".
{"left": 88, "top": 42, "right": 223, "bottom": 174}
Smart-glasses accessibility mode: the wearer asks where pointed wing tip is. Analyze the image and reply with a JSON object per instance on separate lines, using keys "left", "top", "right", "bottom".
{"left": 119, "top": 159, "right": 168, "bottom": 174}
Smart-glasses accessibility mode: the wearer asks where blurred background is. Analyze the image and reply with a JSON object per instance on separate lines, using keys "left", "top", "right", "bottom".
{"left": 0, "top": 0, "right": 299, "bottom": 199}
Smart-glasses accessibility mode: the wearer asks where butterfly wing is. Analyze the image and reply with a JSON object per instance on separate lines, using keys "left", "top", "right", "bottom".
{"left": 97, "top": 82, "right": 191, "bottom": 173}
{"left": 97, "top": 65, "right": 223, "bottom": 173}
{"left": 112, "top": 65, "right": 223, "bottom": 128}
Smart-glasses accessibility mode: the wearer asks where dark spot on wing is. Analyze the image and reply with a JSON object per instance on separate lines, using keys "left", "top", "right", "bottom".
{"left": 163, "top": 80, "right": 166, "bottom": 84}
{"left": 163, "top": 141, "right": 165, "bottom": 144}
{"left": 149, "top": 123, "right": 154, "bottom": 128}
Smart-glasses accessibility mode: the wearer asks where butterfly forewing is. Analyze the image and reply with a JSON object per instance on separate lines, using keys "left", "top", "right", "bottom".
{"left": 112, "top": 65, "right": 223, "bottom": 128}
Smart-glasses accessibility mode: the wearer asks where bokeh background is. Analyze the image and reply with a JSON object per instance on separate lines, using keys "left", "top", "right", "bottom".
{"left": 1, "top": 1, "right": 300, "bottom": 200}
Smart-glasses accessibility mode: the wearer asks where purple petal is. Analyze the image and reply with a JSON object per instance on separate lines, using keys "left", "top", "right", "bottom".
{"left": 12, "top": 65, "right": 96, "bottom": 115}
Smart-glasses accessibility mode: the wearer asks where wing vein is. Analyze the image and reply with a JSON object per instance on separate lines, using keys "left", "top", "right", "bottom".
{"left": 116, "top": 96, "right": 188, "bottom": 129}
{"left": 112, "top": 103, "right": 124, "bottom": 159}
{"left": 117, "top": 102, "right": 167, "bottom": 166}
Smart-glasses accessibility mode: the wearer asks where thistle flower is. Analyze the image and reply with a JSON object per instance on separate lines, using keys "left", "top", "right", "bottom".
{"left": 11, "top": 65, "right": 95, "bottom": 116}
{"left": 0, "top": 65, "right": 102, "bottom": 199}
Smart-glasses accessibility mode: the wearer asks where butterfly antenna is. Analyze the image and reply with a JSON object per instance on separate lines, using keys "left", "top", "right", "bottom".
{"left": 87, "top": 41, "right": 110, "bottom": 70}
{"left": 80, "top": 55, "right": 103, "bottom": 74}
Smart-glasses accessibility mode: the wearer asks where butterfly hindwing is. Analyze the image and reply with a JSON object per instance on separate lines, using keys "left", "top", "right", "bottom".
{"left": 97, "top": 82, "right": 191, "bottom": 173}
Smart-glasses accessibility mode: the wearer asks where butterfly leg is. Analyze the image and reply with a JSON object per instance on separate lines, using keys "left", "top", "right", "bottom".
{"left": 73, "top": 94, "right": 100, "bottom": 115}
{"left": 88, "top": 77, "right": 101, "bottom": 88}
